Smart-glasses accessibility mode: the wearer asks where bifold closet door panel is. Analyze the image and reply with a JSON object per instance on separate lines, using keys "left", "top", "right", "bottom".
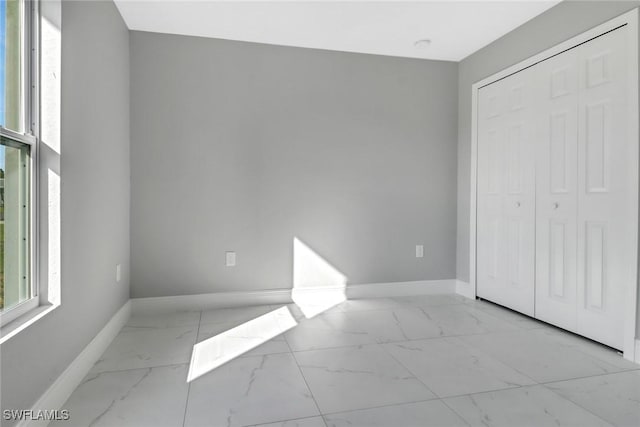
{"left": 534, "top": 48, "right": 579, "bottom": 332}
{"left": 576, "top": 28, "right": 629, "bottom": 350}
{"left": 477, "top": 81, "right": 506, "bottom": 309}
{"left": 477, "top": 67, "right": 536, "bottom": 317}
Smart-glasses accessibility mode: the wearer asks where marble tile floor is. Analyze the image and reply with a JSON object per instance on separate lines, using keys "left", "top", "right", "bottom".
{"left": 53, "top": 295, "right": 640, "bottom": 427}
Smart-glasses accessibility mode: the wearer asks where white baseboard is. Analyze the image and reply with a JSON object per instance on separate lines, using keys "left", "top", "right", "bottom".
{"left": 454, "top": 279, "right": 475, "bottom": 300}
{"left": 131, "top": 289, "right": 294, "bottom": 314}
{"left": 19, "top": 301, "right": 131, "bottom": 427}
{"left": 131, "top": 279, "right": 457, "bottom": 314}
{"left": 635, "top": 339, "right": 640, "bottom": 364}
{"left": 346, "top": 279, "right": 456, "bottom": 299}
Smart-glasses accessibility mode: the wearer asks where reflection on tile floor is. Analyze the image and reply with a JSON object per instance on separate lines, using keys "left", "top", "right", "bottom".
{"left": 57, "top": 296, "right": 639, "bottom": 426}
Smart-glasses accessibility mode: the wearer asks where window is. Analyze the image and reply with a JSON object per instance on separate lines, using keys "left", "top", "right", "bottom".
{"left": 0, "top": 0, "right": 37, "bottom": 325}
{"left": 0, "top": 135, "right": 31, "bottom": 312}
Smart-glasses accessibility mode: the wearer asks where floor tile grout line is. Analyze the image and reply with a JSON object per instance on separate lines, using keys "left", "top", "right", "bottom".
{"left": 286, "top": 328, "right": 538, "bottom": 355}
{"left": 375, "top": 341, "right": 440, "bottom": 399}
{"left": 449, "top": 329, "right": 633, "bottom": 386}
{"left": 317, "top": 396, "right": 443, "bottom": 418}
{"left": 287, "top": 300, "right": 470, "bottom": 319}
{"left": 440, "top": 384, "right": 532, "bottom": 400}
{"left": 241, "top": 414, "right": 326, "bottom": 427}
{"left": 397, "top": 372, "right": 637, "bottom": 407}
{"left": 375, "top": 335, "right": 541, "bottom": 401}
{"left": 121, "top": 323, "right": 200, "bottom": 331}
{"left": 285, "top": 328, "right": 325, "bottom": 421}
{"left": 275, "top": 380, "right": 624, "bottom": 426}
{"left": 539, "top": 368, "right": 640, "bottom": 385}
{"left": 438, "top": 397, "right": 474, "bottom": 427}
{"left": 197, "top": 304, "right": 286, "bottom": 326}
{"left": 430, "top": 380, "right": 599, "bottom": 401}
{"left": 446, "top": 335, "right": 541, "bottom": 386}
{"left": 540, "top": 383, "right": 617, "bottom": 426}
{"left": 378, "top": 346, "right": 525, "bottom": 422}
{"left": 181, "top": 310, "right": 202, "bottom": 427}
{"left": 119, "top": 322, "right": 198, "bottom": 334}
{"left": 343, "top": 301, "right": 468, "bottom": 311}
{"left": 87, "top": 346, "right": 301, "bottom": 377}
{"left": 90, "top": 362, "right": 190, "bottom": 376}
{"left": 469, "top": 310, "right": 540, "bottom": 332}
{"left": 311, "top": 380, "right": 617, "bottom": 420}
{"left": 442, "top": 384, "right": 536, "bottom": 400}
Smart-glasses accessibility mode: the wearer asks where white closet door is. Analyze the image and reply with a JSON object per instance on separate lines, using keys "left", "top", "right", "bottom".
{"left": 534, "top": 48, "right": 579, "bottom": 331}
{"left": 576, "top": 28, "right": 629, "bottom": 349}
{"left": 477, "top": 67, "right": 536, "bottom": 316}
{"left": 477, "top": 81, "right": 506, "bottom": 310}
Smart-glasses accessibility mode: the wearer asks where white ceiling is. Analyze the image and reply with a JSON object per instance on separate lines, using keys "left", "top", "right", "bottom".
{"left": 114, "top": 1, "right": 561, "bottom": 62}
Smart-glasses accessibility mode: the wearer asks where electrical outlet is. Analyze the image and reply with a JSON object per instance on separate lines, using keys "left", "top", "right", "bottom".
{"left": 225, "top": 252, "right": 236, "bottom": 267}
{"left": 116, "top": 264, "right": 122, "bottom": 283}
{"left": 416, "top": 245, "right": 424, "bottom": 258}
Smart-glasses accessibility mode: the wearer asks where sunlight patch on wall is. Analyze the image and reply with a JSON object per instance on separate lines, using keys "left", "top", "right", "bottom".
{"left": 41, "top": 0, "right": 62, "bottom": 308}
{"left": 46, "top": 169, "right": 60, "bottom": 306}
{"left": 292, "top": 237, "right": 347, "bottom": 318}
{"left": 41, "top": 6, "right": 61, "bottom": 154}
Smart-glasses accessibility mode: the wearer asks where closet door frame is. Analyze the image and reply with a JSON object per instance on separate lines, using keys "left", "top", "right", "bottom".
{"left": 466, "top": 8, "right": 639, "bottom": 361}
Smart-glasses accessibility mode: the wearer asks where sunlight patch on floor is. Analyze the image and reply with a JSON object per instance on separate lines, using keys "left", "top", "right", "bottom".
{"left": 187, "top": 306, "right": 297, "bottom": 382}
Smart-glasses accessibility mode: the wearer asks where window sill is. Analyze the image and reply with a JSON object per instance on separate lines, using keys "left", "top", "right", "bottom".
{"left": 0, "top": 303, "right": 58, "bottom": 345}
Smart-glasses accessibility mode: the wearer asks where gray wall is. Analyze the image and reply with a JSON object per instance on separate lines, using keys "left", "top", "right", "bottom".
{"left": 0, "top": 0, "right": 130, "bottom": 419}
{"left": 131, "top": 32, "right": 458, "bottom": 298}
{"left": 456, "top": 0, "right": 640, "bottom": 283}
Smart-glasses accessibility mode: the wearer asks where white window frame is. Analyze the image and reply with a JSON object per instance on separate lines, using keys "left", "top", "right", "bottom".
{"left": 0, "top": 0, "right": 40, "bottom": 327}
